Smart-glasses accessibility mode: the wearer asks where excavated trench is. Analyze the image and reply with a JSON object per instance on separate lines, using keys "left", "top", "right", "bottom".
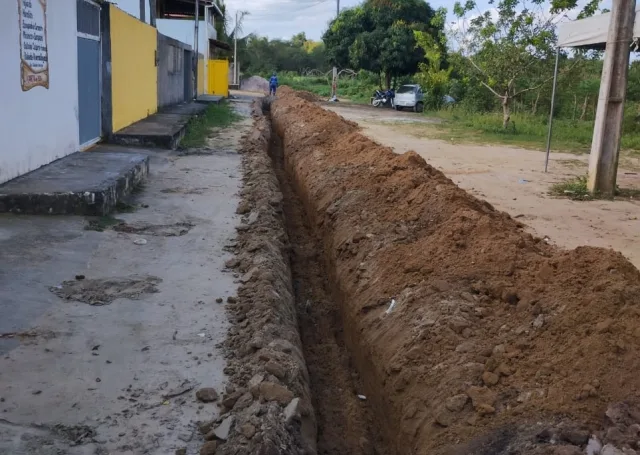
{"left": 269, "top": 132, "right": 385, "bottom": 455}
{"left": 215, "top": 91, "right": 640, "bottom": 455}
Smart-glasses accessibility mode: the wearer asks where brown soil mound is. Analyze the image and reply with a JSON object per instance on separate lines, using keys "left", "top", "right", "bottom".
{"left": 240, "top": 76, "right": 269, "bottom": 93}
{"left": 212, "top": 100, "right": 316, "bottom": 455}
{"left": 293, "top": 90, "right": 321, "bottom": 102}
{"left": 271, "top": 87, "right": 640, "bottom": 454}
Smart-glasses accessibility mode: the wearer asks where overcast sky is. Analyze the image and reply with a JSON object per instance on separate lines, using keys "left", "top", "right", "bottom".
{"left": 224, "top": 0, "right": 612, "bottom": 41}
{"left": 224, "top": 0, "right": 484, "bottom": 40}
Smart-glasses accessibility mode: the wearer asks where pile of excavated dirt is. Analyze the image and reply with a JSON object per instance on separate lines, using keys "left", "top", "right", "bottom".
{"left": 240, "top": 76, "right": 269, "bottom": 93}
{"left": 208, "top": 100, "right": 316, "bottom": 455}
{"left": 270, "top": 87, "right": 640, "bottom": 455}
{"left": 292, "top": 90, "right": 321, "bottom": 102}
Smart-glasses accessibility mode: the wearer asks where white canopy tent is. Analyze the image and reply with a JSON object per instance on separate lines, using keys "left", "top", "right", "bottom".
{"left": 544, "top": 9, "right": 640, "bottom": 171}
{"left": 557, "top": 9, "right": 640, "bottom": 48}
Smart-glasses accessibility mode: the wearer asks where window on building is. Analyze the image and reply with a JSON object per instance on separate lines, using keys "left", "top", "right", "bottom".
{"left": 168, "top": 45, "right": 183, "bottom": 74}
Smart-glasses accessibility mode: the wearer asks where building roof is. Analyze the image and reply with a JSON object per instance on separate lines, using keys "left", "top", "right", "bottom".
{"left": 211, "top": 39, "right": 231, "bottom": 50}
{"left": 157, "top": 0, "right": 224, "bottom": 18}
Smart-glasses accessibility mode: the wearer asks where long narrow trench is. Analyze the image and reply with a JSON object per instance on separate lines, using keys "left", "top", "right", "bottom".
{"left": 268, "top": 130, "right": 385, "bottom": 455}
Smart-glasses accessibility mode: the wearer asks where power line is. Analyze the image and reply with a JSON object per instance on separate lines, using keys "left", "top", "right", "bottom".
{"left": 241, "top": 0, "right": 332, "bottom": 19}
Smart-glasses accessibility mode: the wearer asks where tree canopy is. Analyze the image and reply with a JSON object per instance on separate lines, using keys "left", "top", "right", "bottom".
{"left": 322, "top": 0, "right": 444, "bottom": 88}
{"left": 236, "top": 34, "right": 328, "bottom": 76}
{"left": 451, "top": 0, "right": 604, "bottom": 127}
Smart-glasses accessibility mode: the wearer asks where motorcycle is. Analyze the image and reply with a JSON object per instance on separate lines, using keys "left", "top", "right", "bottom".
{"left": 371, "top": 89, "right": 395, "bottom": 108}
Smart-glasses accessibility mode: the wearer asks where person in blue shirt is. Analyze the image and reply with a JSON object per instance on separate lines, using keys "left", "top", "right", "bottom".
{"left": 269, "top": 73, "right": 278, "bottom": 96}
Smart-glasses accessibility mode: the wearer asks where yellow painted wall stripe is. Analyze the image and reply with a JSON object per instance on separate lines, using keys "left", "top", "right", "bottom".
{"left": 208, "top": 59, "right": 229, "bottom": 97}
{"left": 110, "top": 5, "right": 158, "bottom": 132}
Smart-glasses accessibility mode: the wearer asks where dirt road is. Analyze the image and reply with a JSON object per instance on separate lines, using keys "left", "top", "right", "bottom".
{"left": 0, "top": 101, "right": 252, "bottom": 454}
{"left": 324, "top": 103, "right": 640, "bottom": 268}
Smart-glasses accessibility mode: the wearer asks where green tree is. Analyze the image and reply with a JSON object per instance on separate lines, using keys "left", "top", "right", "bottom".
{"left": 451, "top": 0, "right": 602, "bottom": 128}
{"left": 452, "top": 0, "right": 556, "bottom": 127}
{"left": 291, "top": 32, "right": 307, "bottom": 48}
{"left": 323, "top": 0, "right": 442, "bottom": 88}
{"left": 237, "top": 34, "right": 328, "bottom": 76}
{"left": 414, "top": 8, "right": 450, "bottom": 109}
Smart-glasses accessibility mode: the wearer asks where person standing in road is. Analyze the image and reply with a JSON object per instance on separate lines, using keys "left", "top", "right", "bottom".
{"left": 269, "top": 72, "right": 278, "bottom": 96}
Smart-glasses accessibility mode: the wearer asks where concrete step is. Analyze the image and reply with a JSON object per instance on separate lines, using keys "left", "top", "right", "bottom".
{"left": 110, "top": 101, "right": 208, "bottom": 149}
{"left": 0, "top": 145, "right": 149, "bottom": 215}
{"left": 196, "top": 95, "right": 224, "bottom": 104}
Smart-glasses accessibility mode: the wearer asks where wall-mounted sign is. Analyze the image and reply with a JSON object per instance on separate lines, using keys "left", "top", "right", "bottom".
{"left": 18, "top": 0, "right": 49, "bottom": 91}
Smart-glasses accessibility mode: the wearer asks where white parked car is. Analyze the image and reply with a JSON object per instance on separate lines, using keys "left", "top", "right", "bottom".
{"left": 393, "top": 84, "right": 425, "bottom": 113}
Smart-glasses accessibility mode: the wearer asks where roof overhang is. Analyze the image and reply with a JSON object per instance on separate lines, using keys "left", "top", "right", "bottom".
{"left": 157, "top": 0, "right": 223, "bottom": 18}
{"left": 557, "top": 9, "right": 640, "bottom": 49}
{"left": 210, "top": 38, "right": 231, "bottom": 50}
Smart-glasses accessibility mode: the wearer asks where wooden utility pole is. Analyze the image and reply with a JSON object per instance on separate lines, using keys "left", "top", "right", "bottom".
{"left": 194, "top": 0, "right": 200, "bottom": 99}
{"left": 139, "top": 0, "right": 146, "bottom": 22}
{"left": 588, "top": 0, "right": 636, "bottom": 196}
{"left": 234, "top": 11, "right": 238, "bottom": 86}
{"left": 330, "top": 0, "right": 340, "bottom": 101}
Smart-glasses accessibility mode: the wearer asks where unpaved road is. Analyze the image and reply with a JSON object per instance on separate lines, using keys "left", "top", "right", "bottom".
{"left": 324, "top": 103, "right": 640, "bottom": 268}
{"left": 0, "top": 101, "right": 253, "bottom": 454}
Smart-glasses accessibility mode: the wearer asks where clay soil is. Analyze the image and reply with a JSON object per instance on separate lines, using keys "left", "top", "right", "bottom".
{"left": 267, "top": 87, "right": 640, "bottom": 455}
{"left": 323, "top": 103, "right": 640, "bottom": 269}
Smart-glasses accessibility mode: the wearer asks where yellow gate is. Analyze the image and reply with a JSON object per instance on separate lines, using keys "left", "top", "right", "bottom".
{"left": 208, "top": 59, "right": 229, "bottom": 97}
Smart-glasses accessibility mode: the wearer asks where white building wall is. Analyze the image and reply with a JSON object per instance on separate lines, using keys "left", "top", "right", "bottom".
{"left": 0, "top": 0, "right": 79, "bottom": 184}
{"left": 156, "top": 19, "right": 209, "bottom": 57}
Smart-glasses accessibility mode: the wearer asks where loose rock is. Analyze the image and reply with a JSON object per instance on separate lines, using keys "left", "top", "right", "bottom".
{"left": 200, "top": 441, "right": 217, "bottom": 455}
{"left": 213, "top": 415, "right": 235, "bottom": 441}
{"left": 236, "top": 202, "right": 251, "bottom": 214}
{"left": 253, "top": 381, "right": 294, "bottom": 405}
{"left": 239, "top": 423, "right": 256, "bottom": 439}
{"left": 435, "top": 407, "right": 455, "bottom": 427}
{"left": 482, "top": 371, "right": 500, "bottom": 386}
{"left": 466, "top": 386, "right": 497, "bottom": 410}
{"left": 264, "top": 360, "right": 286, "bottom": 379}
{"left": 553, "top": 446, "right": 582, "bottom": 455}
{"left": 284, "top": 397, "right": 301, "bottom": 423}
{"left": 445, "top": 394, "right": 469, "bottom": 413}
{"left": 196, "top": 388, "right": 218, "bottom": 403}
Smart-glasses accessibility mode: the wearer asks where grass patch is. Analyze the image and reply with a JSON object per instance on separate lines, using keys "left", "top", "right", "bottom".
{"left": 279, "top": 75, "right": 377, "bottom": 104}
{"left": 550, "top": 175, "right": 592, "bottom": 200}
{"left": 115, "top": 201, "right": 137, "bottom": 213}
{"left": 181, "top": 102, "right": 242, "bottom": 149}
{"left": 131, "top": 183, "right": 146, "bottom": 195}
{"left": 85, "top": 215, "right": 123, "bottom": 232}
{"left": 273, "top": 75, "right": 640, "bottom": 154}
{"left": 417, "top": 110, "right": 640, "bottom": 154}
{"left": 84, "top": 199, "right": 143, "bottom": 231}
{"left": 550, "top": 175, "right": 640, "bottom": 200}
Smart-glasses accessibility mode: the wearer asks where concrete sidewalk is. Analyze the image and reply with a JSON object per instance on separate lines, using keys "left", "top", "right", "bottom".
{"left": 0, "top": 100, "right": 220, "bottom": 216}
{"left": 0, "top": 145, "right": 149, "bottom": 216}
{"left": 0, "top": 99, "right": 254, "bottom": 455}
{"left": 110, "top": 101, "right": 209, "bottom": 149}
